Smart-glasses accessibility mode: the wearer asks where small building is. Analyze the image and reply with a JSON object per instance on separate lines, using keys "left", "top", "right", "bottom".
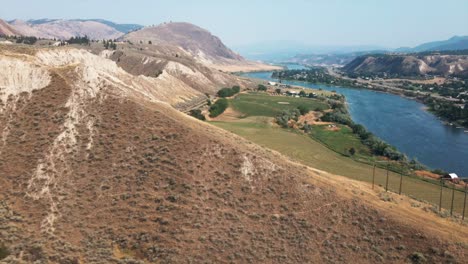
{"left": 442, "top": 173, "right": 459, "bottom": 182}
{"left": 268, "top": 81, "right": 277, "bottom": 86}
{"left": 286, "top": 91, "right": 299, "bottom": 96}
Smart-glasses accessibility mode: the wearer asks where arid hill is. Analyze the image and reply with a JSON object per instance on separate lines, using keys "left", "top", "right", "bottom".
{"left": 9, "top": 19, "right": 125, "bottom": 40}
{"left": 0, "top": 45, "right": 467, "bottom": 263}
{"left": 123, "top": 22, "right": 280, "bottom": 72}
{"left": 343, "top": 53, "right": 468, "bottom": 78}
{"left": 0, "top": 19, "right": 18, "bottom": 36}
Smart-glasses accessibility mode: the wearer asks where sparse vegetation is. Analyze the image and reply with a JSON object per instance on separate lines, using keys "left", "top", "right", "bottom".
{"left": 103, "top": 39, "right": 117, "bottom": 50}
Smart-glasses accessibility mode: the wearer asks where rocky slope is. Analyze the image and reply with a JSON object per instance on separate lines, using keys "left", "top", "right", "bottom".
{"left": 0, "top": 45, "right": 467, "bottom": 263}
{"left": 9, "top": 19, "right": 125, "bottom": 40}
{"left": 0, "top": 19, "right": 18, "bottom": 36}
{"left": 94, "top": 41, "right": 252, "bottom": 110}
{"left": 123, "top": 22, "right": 280, "bottom": 72}
{"left": 343, "top": 53, "right": 468, "bottom": 78}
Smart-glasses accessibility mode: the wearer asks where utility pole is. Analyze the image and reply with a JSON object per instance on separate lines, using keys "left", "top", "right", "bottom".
{"left": 463, "top": 182, "right": 467, "bottom": 221}
{"left": 450, "top": 184, "right": 455, "bottom": 216}
{"left": 372, "top": 163, "right": 376, "bottom": 190}
{"left": 385, "top": 165, "right": 389, "bottom": 192}
{"left": 399, "top": 171, "right": 403, "bottom": 195}
{"left": 439, "top": 179, "right": 444, "bottom": 212}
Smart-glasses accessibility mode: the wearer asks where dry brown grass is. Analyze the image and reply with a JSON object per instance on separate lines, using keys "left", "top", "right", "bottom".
{"left": 0, "top": 46, "right": 467, "bottom": 263}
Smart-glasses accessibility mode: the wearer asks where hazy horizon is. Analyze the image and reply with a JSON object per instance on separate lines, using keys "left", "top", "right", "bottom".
{"left": 1, "top": 0, "right": 467, "bottom": 49}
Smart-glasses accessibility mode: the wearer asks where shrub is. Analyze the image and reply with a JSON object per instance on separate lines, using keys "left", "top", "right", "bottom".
{"left": 275, "top": 109, "right": 301, "bottom": 128}
{"left": 409, "top": 252, "right": 427, "bottom": 264}
{"left": 189, "top": 109, "right": 206, "bottom": 121}
{"left": 257, "top": 84, "right": 267, "bottom": 91}
{"left": 297, "top": 105, "right": 310, "bottom": 115}
{"left": 209, "top": 98, "right": 228, "bottom": 117}
{"left": 0, "top": 244, "right": 9, "bottom": 260}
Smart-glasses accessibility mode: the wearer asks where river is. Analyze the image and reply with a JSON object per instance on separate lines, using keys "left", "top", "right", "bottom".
{"left": 241, "top": 66, "right": 468, "bottom": 176}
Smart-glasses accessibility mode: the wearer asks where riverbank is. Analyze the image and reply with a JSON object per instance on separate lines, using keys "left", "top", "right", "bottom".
{"left": 275, "top": 67, "right": 468, "bottom": 129}
{"left": 240, "top": 70, "right": 468, "bottom": 176}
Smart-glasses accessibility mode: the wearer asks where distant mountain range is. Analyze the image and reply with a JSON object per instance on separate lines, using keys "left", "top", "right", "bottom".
{"left": 282, "top": 36, "right": 468, "bottom": 69}
{"left": 395, "top": 36, "right": 468, "bottom": 53}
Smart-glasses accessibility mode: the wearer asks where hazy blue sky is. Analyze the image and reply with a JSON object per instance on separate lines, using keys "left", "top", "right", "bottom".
{"left": 1, "top": 0, "right": 467, "bottom": 48}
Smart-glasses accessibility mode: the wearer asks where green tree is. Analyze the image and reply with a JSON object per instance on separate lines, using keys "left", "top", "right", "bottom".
{"left": 349, "top": 147, "right": 356, "bottom": 156}
{"left": 297, "top": 105, "right": 310, "bottom": 115}
{"left": 275, "top": 88, "right": 281, "bottom": 94}
{"left": 258, "top": 84, "right": 267, "bottom": 91}
{"left": 209, "top": 98, "right": 228, "bottom": 117}
{"left": 189, "top": 109, "right": 206, "bottom": 121}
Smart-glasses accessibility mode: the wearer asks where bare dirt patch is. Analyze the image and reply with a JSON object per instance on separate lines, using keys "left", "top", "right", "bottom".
{"left": 298, "top": 111, "right": 334, "bottom": 126}
{"left": 415, "top": 170, "right": 441, "bottom": 180}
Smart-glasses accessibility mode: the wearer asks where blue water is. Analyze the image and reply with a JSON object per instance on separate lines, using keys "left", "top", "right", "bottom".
{"left": 242, "top": 65, "right": 468, "bottom": 176}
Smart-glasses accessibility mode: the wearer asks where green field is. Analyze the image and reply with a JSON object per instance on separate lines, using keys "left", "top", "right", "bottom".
{"left": 211, "top": 93, "right": 467, "bottom": 215}
{"left": 310, "top": 124, "right": 372, "bottom": 158}
{"left": 230, "top": 93, "right": 328, "bottom": 117}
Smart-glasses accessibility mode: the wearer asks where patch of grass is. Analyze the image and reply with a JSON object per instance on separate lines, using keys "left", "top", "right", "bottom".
{"left": 229, "top": 93, "right": 328, "bottom": 117}
{"left": 310, "top": 124, "right": 371, "bottom": 158}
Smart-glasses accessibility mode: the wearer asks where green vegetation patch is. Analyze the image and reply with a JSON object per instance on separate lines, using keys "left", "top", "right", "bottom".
{"left": 189, "top": 109, "right": 206, "bottom": 121}
{"left": 217, "top": 85, "right": 241, "bottom": 98}
{"left": 230, "top": 93, "right": 328, "bottom": 117}
{"left": 310, "top": 124, "right": 371, "bottom": 157}
{"left": 209, "top": 98, "right": 228, "bottom": 117}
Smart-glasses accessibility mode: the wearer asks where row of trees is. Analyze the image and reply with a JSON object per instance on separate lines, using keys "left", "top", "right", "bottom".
{"left": 67, "top": 36, "right": 90, "bottom": 45}
{"left": 424, "top": 97, "right": 468, "bottom": 126}
{"left": 15, "top": 36, "right": 37, "bottom": 45}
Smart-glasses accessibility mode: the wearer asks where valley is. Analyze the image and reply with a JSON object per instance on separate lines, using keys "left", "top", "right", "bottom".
{"left": 0, "top": 6, "right": 468, "bottom": 263}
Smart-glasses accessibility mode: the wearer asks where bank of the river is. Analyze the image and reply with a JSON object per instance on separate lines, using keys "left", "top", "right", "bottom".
{"left": 275, "top": 66, "right": 468, "bottom": 129}
{"left": 240, "top": 67, "right": 468, "bottom": 176}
